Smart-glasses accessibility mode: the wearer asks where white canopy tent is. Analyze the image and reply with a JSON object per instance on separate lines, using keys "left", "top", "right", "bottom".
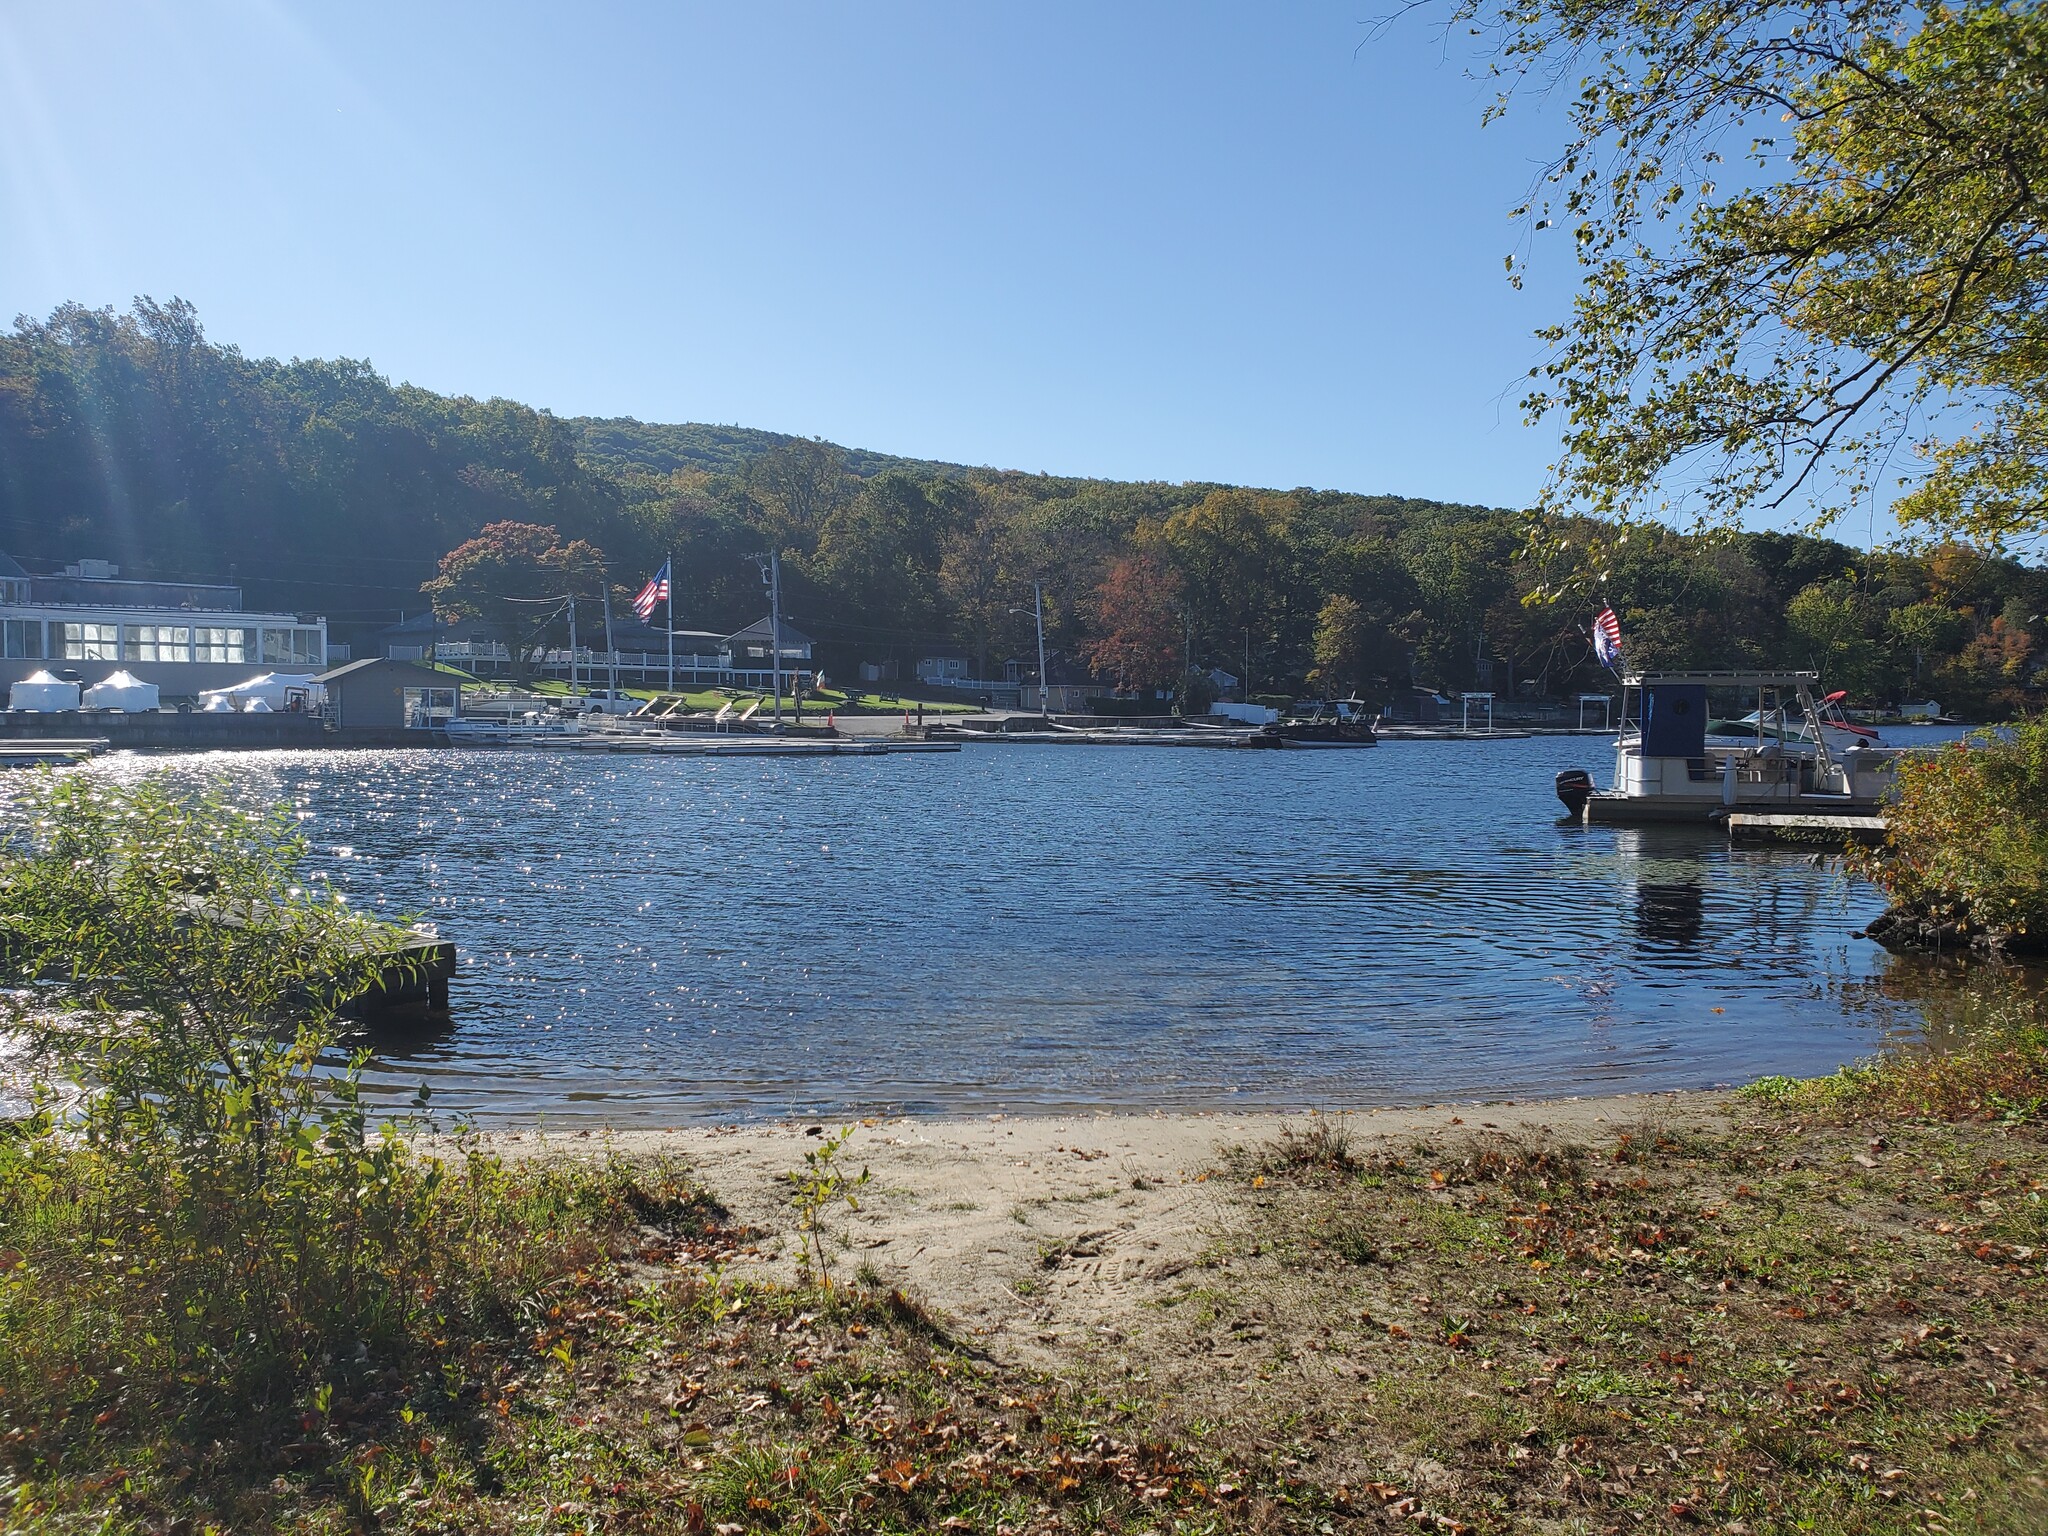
{"left": 196, "top": 672, "right": 323, "bottom": 713}
{"left": 9, "top": 670, "right": 81, "bottom": 712}
{"left": 82, "top": 670, "right": 160, "bottom": 712}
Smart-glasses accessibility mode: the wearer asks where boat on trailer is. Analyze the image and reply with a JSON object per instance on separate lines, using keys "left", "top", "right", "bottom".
{"left": 1555, "top": 670, "right": 1900, "bottom": 826}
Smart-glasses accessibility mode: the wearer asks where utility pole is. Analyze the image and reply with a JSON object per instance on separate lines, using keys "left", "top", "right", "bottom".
{"left": 1034, "top": 582, "right": 1048, "bottom": 718}
{"left": 1182, "top": 612, "right": 1193, "bottom": 710}
{"left": 1010, "top": 585, "right": 1052, "bottom": 718}
{"left": 567, "top": 593, "right": 578, "bottom": 699}
{"left": 601, "top": 577, "right": 617, "bottom": 704}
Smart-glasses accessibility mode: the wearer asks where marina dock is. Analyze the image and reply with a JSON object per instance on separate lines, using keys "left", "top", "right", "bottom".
{"left": 0, "top": 737, "right": 109, "bottom": 767}
{"left": 535, "top": 734, "right": 961, "bottom": 757}
{"left": 1722, "top": 811, "right": 1888, "bottom": 844}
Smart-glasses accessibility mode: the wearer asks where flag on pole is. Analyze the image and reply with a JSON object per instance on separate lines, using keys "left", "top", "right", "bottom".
{"left": 1592, "top": 606, "right": 1623, "bottom": 668}
{"left": 633, "top": 562, "right": 670, "bottom": 621}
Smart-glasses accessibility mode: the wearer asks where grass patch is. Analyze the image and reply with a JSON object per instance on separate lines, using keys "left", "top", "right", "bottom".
{"left": 1196, "top": 1042, "right": 2048, "bottom": 1533}
{"left": 1744, "top": 1012, "right": 2048, "bottom": 1125}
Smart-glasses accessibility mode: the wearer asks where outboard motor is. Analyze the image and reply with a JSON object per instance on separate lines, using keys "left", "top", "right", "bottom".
{"left": 1555, "top": 767, "right": 1594, "bottom": 819}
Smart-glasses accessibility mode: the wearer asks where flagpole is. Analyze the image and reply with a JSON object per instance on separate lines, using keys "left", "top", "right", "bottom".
{"left": 665, "top": 553, "right": 675, "bottom": 695}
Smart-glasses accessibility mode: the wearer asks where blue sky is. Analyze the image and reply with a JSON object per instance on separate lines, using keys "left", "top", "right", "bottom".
{"left": 1, "top": 3, "right": 1595, "bottom": 510}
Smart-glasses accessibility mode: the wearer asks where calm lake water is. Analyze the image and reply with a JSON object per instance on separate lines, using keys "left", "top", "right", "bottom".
{"left": 70, "top": 729, "right": 1986, "bottom": 1124}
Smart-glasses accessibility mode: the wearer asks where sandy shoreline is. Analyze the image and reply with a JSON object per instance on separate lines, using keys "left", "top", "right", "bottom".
{"left": 459, "top": 1088, "right": 1734, "bottom": 1370}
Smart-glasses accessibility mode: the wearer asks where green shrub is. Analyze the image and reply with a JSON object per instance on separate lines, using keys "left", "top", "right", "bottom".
{"left": 1854, "top": 714, "right": 2048, "bottom": 943}
{"left": 0, "top": 774, "right": 676, "bottom": 1460}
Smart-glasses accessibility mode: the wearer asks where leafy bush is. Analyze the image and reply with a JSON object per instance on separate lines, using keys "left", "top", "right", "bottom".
{"left": 1854, "top": 715, "right": 2048, "bottom": 946}
{"left": 0, "top": 773, "right": 682, "bottom": 1459}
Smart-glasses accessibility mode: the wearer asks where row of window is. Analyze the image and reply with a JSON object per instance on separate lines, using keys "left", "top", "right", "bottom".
{"left": 1, "top": 619, "right": 323, "bottom": 666}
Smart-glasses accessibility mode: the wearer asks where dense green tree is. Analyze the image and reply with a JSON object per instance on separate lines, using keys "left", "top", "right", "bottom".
{"left": 1785, "top": 582, "right": 1888, "bottom": 699}
{"left": 1158, "top": 488, "right": 1300, "bottom": 664}
{"left": 1889, "top": 602, "right": 1970, "bottom": 684}
{"left": 801, "top": 472, "right": 948, "bottom": 665}
{"left": 1309, "top": 594, "right": 1372, "bottom": 696}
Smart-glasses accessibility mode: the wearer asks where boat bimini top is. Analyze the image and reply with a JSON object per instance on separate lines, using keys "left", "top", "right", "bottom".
{"left": 1615, "top": 669, "right": 1837, "bottom": 770}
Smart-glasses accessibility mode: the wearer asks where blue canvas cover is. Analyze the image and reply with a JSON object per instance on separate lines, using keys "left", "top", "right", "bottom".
{"left": 1642, "top": 683, "right": 1707, "bottom": 758}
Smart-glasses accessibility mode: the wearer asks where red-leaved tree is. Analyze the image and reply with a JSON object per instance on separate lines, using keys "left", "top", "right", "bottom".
{"left": 1080, "top": 553, "right": 1182, "bottom": 692}
{"left": 422, "top": 522, "right": 602, "bottom": 681}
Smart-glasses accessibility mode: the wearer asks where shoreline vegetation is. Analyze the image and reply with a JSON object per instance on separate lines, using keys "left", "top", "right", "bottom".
{"left": 1855, "top": 716, "right": 2048, "bottom": 959}
{"left": 4, "top": 782, "right": 2047, "bottom": 1533}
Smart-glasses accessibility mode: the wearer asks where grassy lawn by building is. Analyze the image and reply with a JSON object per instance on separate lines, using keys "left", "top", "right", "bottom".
{"left": 520, "top": 678, "right": 977, "bottom": 715}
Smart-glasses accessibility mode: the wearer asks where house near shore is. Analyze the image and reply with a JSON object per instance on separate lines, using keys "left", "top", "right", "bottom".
{"left": 0, "top": 551, "right": 329, "bottom": 702}
{"left": 722, "top": 617, "right": 814, "bottom": 689}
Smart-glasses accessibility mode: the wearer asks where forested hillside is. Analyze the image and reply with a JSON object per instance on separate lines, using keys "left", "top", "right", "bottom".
{"left": 3, "top": 299, "right": 2044, "bottom": 713}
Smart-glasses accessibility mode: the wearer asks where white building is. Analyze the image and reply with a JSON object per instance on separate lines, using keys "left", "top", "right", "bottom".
{"left": 0, "top": 554, "right": 327, "bottom": 702}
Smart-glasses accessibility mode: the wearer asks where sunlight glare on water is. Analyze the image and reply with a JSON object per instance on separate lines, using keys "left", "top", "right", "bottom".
{"left": 66, "top": 735, "right": 1966, "bottom": 1123}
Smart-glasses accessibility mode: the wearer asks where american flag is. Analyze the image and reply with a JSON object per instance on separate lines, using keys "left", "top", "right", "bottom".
{"left": 1592, "top": 605, "right": 1622, "bottom": 667}
{"left": 633, "top": 562, "right": 670, "bottom": 621}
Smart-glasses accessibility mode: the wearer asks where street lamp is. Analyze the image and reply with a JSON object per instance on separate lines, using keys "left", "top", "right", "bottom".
{"left": 1008, "top": 582, "right": 1049, "bottom": 718}
{"left": 751, "top": 551, "right": 784, "bottom": 730}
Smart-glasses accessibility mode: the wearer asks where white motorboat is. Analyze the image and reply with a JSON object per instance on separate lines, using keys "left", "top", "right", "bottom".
{"left": 1703, "top": 690, "right": 1882, "bottom": 755}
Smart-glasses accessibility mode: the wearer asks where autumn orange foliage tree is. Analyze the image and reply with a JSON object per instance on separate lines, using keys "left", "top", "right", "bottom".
{"left": 1080, "top": 554, "right": 1183, "bottom": 693}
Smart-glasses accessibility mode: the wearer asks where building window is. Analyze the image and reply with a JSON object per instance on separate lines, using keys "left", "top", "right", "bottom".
{"left": 192, "top": 626, "right": 251, "bottom": 664}
{"left": 2, "top": 619, "right": 41, "bottom": 659}
{"left": 261, "top": 627, "right": 324, "bottom": 667}
{"left": 0, "top": 579, "right": 26, "bottom": 604}
{"left": 60, "top": 622, "right": 122, "bottom": 661}
{"left": 402, "top": 686, "right": 458, "bottom": 728}
{"left": 124, "top": 624, "right": 193, "bottom": 663}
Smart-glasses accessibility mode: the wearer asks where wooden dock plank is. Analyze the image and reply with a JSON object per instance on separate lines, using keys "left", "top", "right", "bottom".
{"left": 1724, "top": 812, "right": 1887, "bottom": 843}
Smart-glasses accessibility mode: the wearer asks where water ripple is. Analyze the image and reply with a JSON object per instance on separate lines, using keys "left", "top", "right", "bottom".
{"left": 71, "top": 733, "right": 1968, "bottom": 1123}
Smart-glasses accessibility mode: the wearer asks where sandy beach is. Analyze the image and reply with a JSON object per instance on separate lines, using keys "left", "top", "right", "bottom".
{"left": 471, "top": 1089, "right": 1733, "bottom": 1372}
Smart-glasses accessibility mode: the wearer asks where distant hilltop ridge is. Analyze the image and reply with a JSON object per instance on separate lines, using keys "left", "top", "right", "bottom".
{"left": 569, "top": 417, "right": 988, "bottom": 484}
{"left": 8, "top": 298, "right": 2045, "bottom": 719}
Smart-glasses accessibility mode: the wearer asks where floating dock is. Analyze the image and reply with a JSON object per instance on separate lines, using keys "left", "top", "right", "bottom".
{"left": 169, "top": 892, "right": 455, "bottom": 1010}
{"left": 1375, "top": 726, "right": 1535, "bottom": 741}
{"left": 940, "top": 725, "right": 1256, "bottom": 747}
{"left": 0, "top": 737, "right": 109, "bottom": 767}
{"left": 1722, "top": 811, "right": 1888, "bottom": 844}
{"left": 352, "top": 928, "right": 456, "bottom": 1011}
